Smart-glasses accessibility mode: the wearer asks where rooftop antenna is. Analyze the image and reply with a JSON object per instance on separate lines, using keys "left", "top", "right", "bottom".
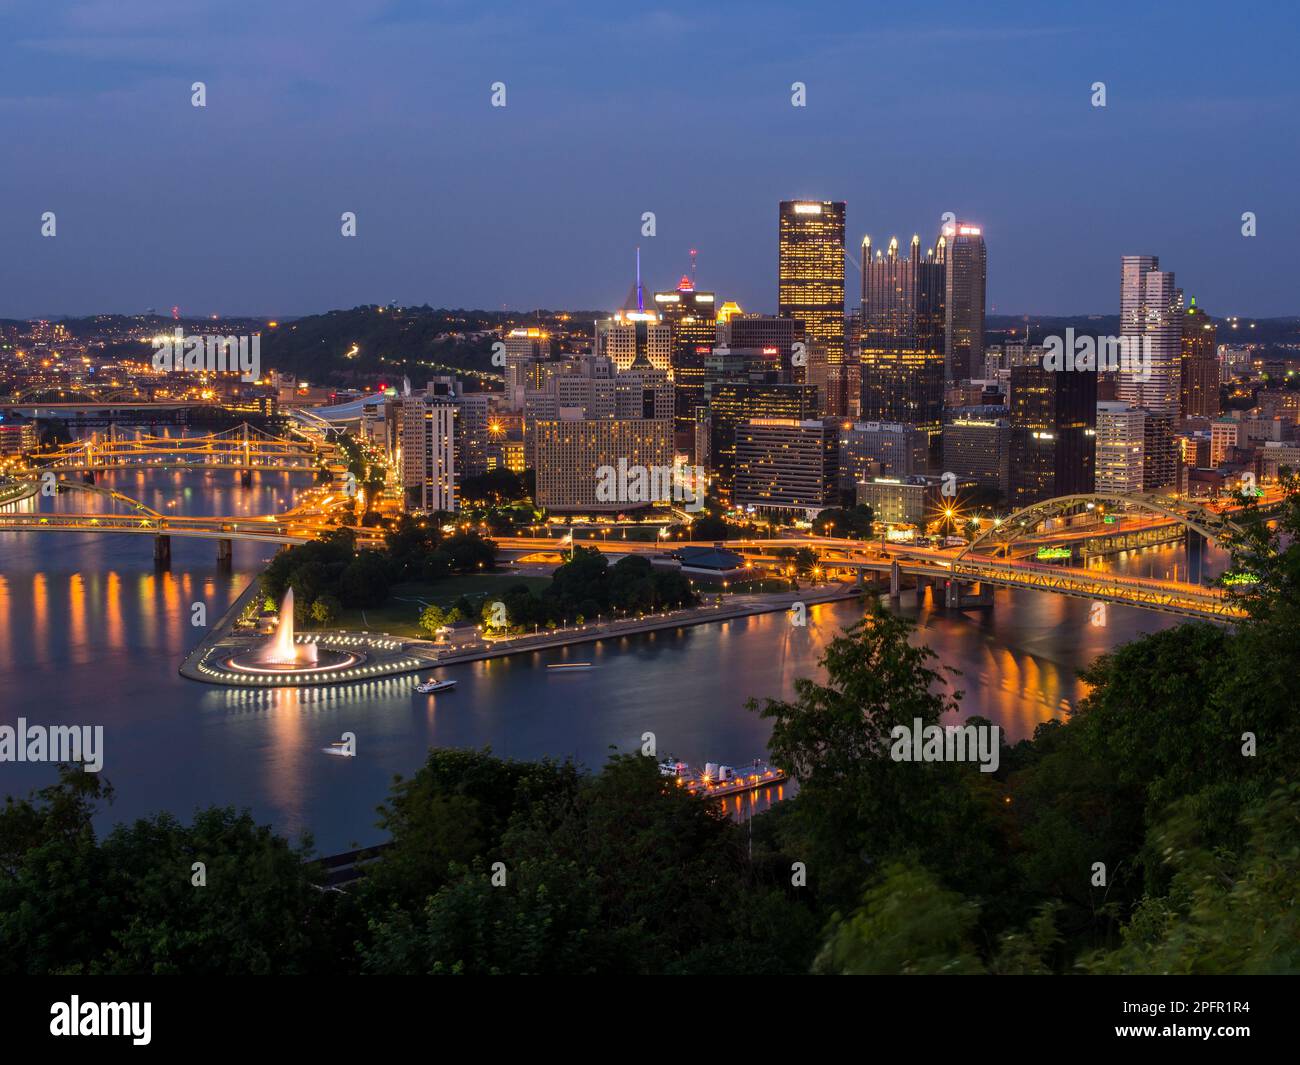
{"left": 636, "top": 247, "right": 643, "bottom": 312}
{"left": 690, "top": 247, "right": 698, "bottom": 288}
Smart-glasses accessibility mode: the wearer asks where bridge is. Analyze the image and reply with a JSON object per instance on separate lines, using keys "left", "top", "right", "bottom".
{"left": 492, "top": 487, "right": 1271, "bottom": 622}
{"left": 959, "top": 492, "right": 1256, "bottom": 558}
{"left": 26, "top": 422, "right": 322, "bottom": 478}
{"left": 0, "top": 481, "right": 1268, "bottom": 620}
{"left": 0, "top": 479, "right": 382, "bottom": 561}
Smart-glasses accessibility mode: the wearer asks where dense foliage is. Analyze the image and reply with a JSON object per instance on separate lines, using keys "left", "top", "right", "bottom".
{"left": 479, "top": 548, "right": 699, "bottom": 633}
{"left": 261, "top": 518, "right": 499, "bottom": 620}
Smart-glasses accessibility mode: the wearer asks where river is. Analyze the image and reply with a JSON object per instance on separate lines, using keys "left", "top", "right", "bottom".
{"left": 0, "top": 461, "right": 1222, "bottom": 852}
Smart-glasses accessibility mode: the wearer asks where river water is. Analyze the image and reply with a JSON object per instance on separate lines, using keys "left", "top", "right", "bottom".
{"left": 0, "top": 462, "right": 1222, "bottom": 851}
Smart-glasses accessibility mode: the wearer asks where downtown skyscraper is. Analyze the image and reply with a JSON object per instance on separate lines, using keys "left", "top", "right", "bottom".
{"left": 1180, "top": 297, "right": 1220, "bottom": 419}
{"left": 859, "top": 234, "right": 946, "bottom": 461}
{"left": 653, "top": 275, "right": 717, "bottom": 453}
{"left": 1117, "top": 255, "right": 1181, "bottom": 490}
{"left": 778, "top": 200, "right": 848, "bottom": 415}
{"left": 1008, "top": 363, "right": 1097, "bottom": 506}
{"left": 939, "top": 221, "right": 987, "bottom": 383}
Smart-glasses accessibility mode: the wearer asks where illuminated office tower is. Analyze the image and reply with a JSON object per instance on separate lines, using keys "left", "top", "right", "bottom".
{"left": 532, "top": 418, "right": 674, "bottom": 513}
{"left": 503, "top": 328, "right": 550, "bottom": 411}
{"left": 839, "top": 420, "right": 932, "bottom": 490}
{"left": 779, "top": 200, "right": 847, "bottom": 414}
{"left": 859, "top": 234, "right": 946, "bottom": 461}
{"left": 1180, "top": 297, "right": 1219, "bottom": 419}
{"left": 939, "top": 221, "right": 987, "bottom": 383}
{"left": 1095, "top": 401, "right": 1146, "bottom": 495}
{"left": 717, "top": 314, "right": 806, "bottom": 382}
{"left": 1008, "top": 364, "right": 1096, "bottom": 506}
{"left": 654, "top": 275, "right": 717, "bottom": 357}
{"left": 941, "top": 413, "right": 1010, "bottom": 499}
{"left": 1118, "top": 255, "right": 1181, "bottom": 489}
{"left": 400, "top": 389, "right": 457, "bottom": 513}
{"left": 734, "top": 418, "right": 839, "bottom": 516}
{"left": 706, "top": 382, "right": 820, "bottom": 503}
{"left": 454, "top": 390, "right": 494, "bottom": 478}
{"left": 654, "top": 275, "right": 717, "bottom": 451}
{"left": 595, "top": 311, "right": 672, "bottom": 372}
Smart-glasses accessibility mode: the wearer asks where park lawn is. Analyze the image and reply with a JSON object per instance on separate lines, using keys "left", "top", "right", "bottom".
{"left": 335, "top": 573, "right": 552, "bottom": 638}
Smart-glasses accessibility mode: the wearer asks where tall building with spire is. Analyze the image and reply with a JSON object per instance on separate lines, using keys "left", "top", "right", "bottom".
{"left": 858, "top": 233, "right": 947, "bottom": 462}
{"left": 939, "top": 220, "right": 987, "bottom": 383}
{"left": 779, "top": 200, "right": 847, "bottom": 415}
{"left": 596, "top": 253, "right": 672, "bottom": 372}
{"left": 654, "top": 272, "right": 717, "bottom": 452}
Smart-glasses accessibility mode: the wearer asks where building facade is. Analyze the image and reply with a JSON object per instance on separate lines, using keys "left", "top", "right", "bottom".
{"left": 779, "top": 200, "right": 847, "bottom": 414}
{"left": 1180, "top": 298, "right": 1219, "bottom": 420}
{"left": 859, "top": 234, "right": 946, "bottom": 455}
{"left": 1008, "top": 364, "right": 1096, "bottom": 506}
{"left": 734, "top": 418, "right": 838, "bottom": 515}
{"left": 400, "top": 391, "right": 457, "bottom": 513}
{"left": 532, "top": 417, "right": 674, "bottom": 513}
{"left": 1094, "top": 401, "right": 1146, "bottom": 495}
{"left": 941, "top": 412, "right": 1010, "bottom": 499}
{"left": 940, "top": 221, "right": 987, "bottom": 383}
{"left": 1117, "top": 255, "right": 1181, "bottom": 489}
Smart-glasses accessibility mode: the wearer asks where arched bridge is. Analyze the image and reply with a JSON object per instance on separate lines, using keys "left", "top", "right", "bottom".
{"left": 0, "top": 479, "right": 383, "bottom": 560}
{"left": 27, "top": 423, "right": 322, "bottom": 474}
{"left": 955, "top": 492, "right": 1251, "bottom": 561}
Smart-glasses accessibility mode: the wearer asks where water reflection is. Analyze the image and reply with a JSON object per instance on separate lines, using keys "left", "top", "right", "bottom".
{"left": 0, "top": 464, "right": 1225, "bottom": 851}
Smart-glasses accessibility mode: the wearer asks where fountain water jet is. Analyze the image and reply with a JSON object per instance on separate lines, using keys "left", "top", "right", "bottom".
{"left": 257, "top": 588, "right": 319, "bottom": 666}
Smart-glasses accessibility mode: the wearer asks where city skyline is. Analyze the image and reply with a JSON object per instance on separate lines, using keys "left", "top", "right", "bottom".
{"left": 2, "top": 1, "right": 1297, "bottom": 318}
{"left": 2, "top": 0, "right": 1298, "bottom": 995}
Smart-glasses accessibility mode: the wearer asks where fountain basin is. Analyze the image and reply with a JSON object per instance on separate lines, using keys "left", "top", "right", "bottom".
{"left": 222, "top": 645, "right": 363, "bottom": 675}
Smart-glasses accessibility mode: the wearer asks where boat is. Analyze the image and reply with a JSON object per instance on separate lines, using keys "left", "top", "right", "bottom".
{"left": 657, "top": 757, "right": 786, "bottom": 798}
{"left": 324, "top": 742, "right": 355, "bottom": 757}
{"left": 415, "top": 678, "right": 457, "bottom": 694}
{"left": 547, "top": 662, "right": 593, "bottom": 671}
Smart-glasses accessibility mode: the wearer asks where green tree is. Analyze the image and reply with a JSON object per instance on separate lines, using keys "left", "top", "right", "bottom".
{"left": 748, "top": 607, "right": 1010, "bottom": 911}
{"left": 813, "top": 863, "right": 986, "bottom": 975}
{"left": 418, "top": 604, "right": 461, "bottom": 638}
{"left": 1084, "top": 784, "right": 1300, "bottom": 974}
{"left": 311, "top": 593, "right": 341, "bottom": 627}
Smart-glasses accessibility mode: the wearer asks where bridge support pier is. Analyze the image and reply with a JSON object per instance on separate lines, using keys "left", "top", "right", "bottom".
{"left": 81, "top": 470, "right": 96, "bottom": 485}
{"left": 153, "top": 535, "right": 171, "bottom": 566}
{"left": 217, "top": 539, "right": 233, "bottom": 566}
{"left": 945, "top": 579, "right": 994, "bottom": 610}
{"left": 240, "top": 470, "right": 252, "bottom": 487}
{"left": 1185, "top": 528, "right": 1205, "bottom": 584}
{"left": 889, "top": 560, "right": 901, "bottom": 600}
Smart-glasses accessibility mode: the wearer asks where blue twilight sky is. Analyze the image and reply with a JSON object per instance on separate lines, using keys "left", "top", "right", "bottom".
{"left": 1, "top": 0, "right": 1297, "bottom": 320}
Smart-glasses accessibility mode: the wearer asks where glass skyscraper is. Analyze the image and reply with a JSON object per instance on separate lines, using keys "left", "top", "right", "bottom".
{"left": 778, "top": 200, "right": 847, "bottom": 414}
{"left": 859, "top": 234, "right": 946, "bottom": 461}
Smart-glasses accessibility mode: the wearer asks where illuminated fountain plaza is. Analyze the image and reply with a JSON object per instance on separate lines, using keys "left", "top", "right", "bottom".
{"left": 184, "top": 588, "right": 436, "bottom": 687}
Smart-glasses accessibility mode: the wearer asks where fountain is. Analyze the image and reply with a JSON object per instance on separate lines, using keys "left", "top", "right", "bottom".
{"left": 257, "top": 588, "right": 318, "bottom": 666}
{"left": 222, "top": 588, "right": 359, "bottom": 677}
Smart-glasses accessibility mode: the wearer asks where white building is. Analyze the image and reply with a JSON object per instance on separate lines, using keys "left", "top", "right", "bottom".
{"left": 400, "top": 392, "right": 457, "bottom": 513}
{"left": 1095, "top": 401, "right": 1145, "bottom": 495}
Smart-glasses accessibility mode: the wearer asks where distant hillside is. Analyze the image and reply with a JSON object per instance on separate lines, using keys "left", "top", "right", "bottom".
{"left": 259, "top": 306, "right": 513, "bottom": 383}
{"left": 987, "top": 314, "right": 1300, "bottom": 351}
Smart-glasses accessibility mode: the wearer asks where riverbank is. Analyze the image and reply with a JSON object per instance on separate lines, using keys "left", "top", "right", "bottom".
{"left": 178, "top": 575, "right": 864, "bottom": 681}
{"left": 424, "top": 583, "right": 863, "bottom": 668}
